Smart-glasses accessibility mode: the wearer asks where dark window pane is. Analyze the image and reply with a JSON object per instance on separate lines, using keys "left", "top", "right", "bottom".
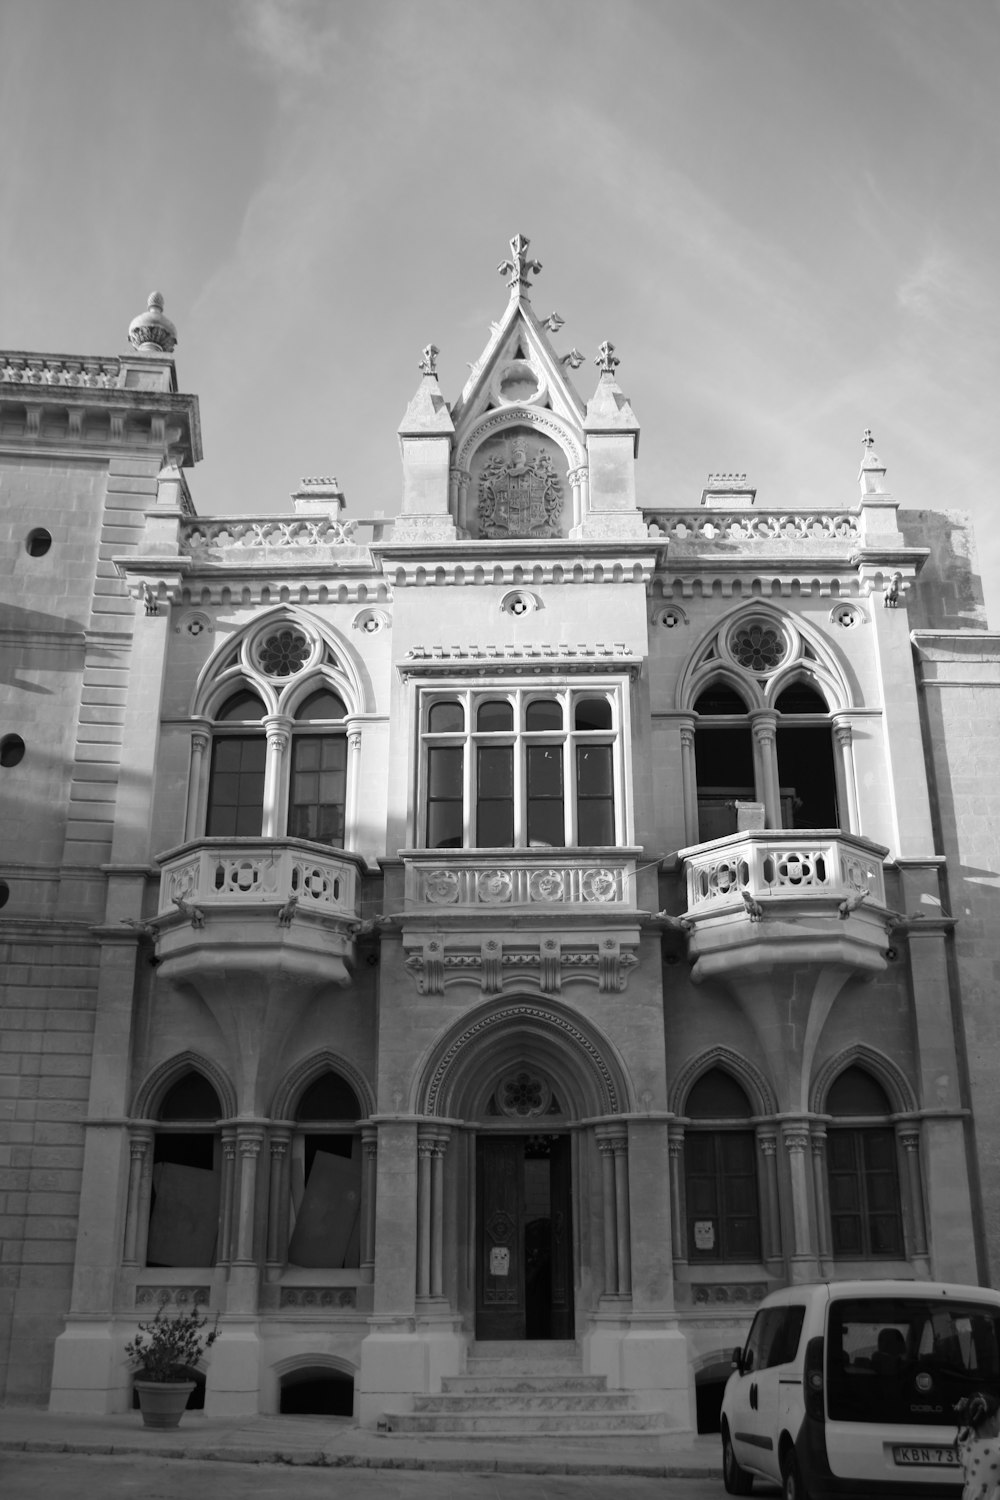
{"left": 687, "top": 1070, "right": 753, "bottom": 1120}
{"left": 685, "top": 1129, "right": 760, "bottom": 1262}
{"left": 159, "top": 1074, "right": 222, "bottom": 1121}
{"left": 575, "top": 697, "right": 612, "bottom": 731}
{"left": 528, "top": 746, "right": 562, "bottom": 797}
{"left": 477, "top": 700, "right": 513, "bottom": 731}
{"left": 428, "top": 746, "right": 463, "bottom": 798}
{"left": 828, "top": 1067, "right": 892, "bottom": 1117}
{"left": 479, "top": 746, "right": 513, "bottom": 795}
{"left": 427, "top": 803, "right": 463, "bottom": 849}
{"left": 576, "top": 745, "right": 612, "bottom": 795}
{"left": 429, "top": 700, "right": 464, "bottom": 733}
{"left": 295, "top": 689, "right": 347, "bottom": 721}
{"left": 694, "top": 683, "right": 749, "bottom": 715}
{"left": 578, "top": 800, "right": 614, "bottom": 846}
{"left": 525, "top": 699, "right": 562, "bottom": 730}
{"left": 297, "top": 1072, "right": 361, "bottom": 1121}
{"left": 216, "top": 689, "right": 266, "bottom": 721}
{"left": 478, "top": 800, "right": 514, "bottom": 847}
{"left": 289, "top": 736, "right": 346, "bottom": 848}
{"left": 207, "top": 737, "right": 264, "bottom": 836}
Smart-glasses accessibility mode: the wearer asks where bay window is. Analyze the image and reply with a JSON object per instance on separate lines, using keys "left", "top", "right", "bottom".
{"left": 421, "top": 686, "right": 622, "bottom": 850}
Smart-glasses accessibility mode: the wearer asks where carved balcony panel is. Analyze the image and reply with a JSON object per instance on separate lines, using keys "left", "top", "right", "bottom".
{"left": 677, "top": 831, "right": 892, "bottom": 983}
{"left": 401, "top": 849, "right": 639, "bottom": 916}
{"left": 154, "top": 838, "right": 365, "bottom": 995}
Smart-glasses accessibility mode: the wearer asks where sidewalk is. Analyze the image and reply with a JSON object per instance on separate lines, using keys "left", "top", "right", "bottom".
{"left": 0, "top": 1408, "right": 722, "bottom": 1477}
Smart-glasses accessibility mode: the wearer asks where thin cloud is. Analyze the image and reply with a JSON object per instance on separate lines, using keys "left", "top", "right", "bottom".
{"left": 897, "top": 244, "right": 975, "bottom": 321}
{"left": 232, "top": 0, "right": 337, "bottom": 77}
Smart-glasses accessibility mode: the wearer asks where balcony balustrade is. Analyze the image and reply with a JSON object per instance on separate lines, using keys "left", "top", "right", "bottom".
{"left": 154, "top": 838, "right": 364, "bottom": 995}
{"left": 676, "top": 830, "right": 892, "bottom": 983}
{"left": 401, "top": 849, "right": 639, "bottom": 914}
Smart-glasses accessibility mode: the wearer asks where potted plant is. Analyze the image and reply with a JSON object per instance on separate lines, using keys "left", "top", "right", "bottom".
{"left": 125, "top": 1305, "right": 219, "bottom": 1428}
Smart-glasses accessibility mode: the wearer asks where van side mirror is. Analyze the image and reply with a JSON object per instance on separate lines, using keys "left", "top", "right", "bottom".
{"left": 732, "top": 1346, "right": 744, "bottom": 1375}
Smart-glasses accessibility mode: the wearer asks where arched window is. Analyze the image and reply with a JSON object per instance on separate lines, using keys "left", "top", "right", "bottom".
{"left": 774, "top": 680, "right": 838, "bottom": 829}
{"left": 421, "top": 687, "right": 621, "bottom": 849}
{"left": 147, "top": 1072, "right": 222, "bottom": 1268}
{"left": 684, "top": 1069, "right": 760, "bottom": 1262}
{"left": 287, "top": 1071, "right": 363, "bottom": 1268}
{"left": 205, "top": 684, "right": 348, "bottom": 846}
{"left": 693, "top": 683, "right": 754, "bottom": 841}
{"left": 826, "top": 1066, "right": 903, "bottom": 1259}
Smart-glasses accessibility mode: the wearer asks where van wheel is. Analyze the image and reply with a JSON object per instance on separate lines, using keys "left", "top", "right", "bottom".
{"left": 722, "top": 1426, "right": 754, "bottom": 1495}
{"left": 781, "top": 1449, "right": 809, "bottom": 1500}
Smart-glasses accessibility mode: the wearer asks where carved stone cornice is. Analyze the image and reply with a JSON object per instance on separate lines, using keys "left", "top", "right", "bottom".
{"left": 397, "top": 643, "right": 641, "bottom": 680}
{"left": 375, "top": 539, "right": 658, "bottom": 588}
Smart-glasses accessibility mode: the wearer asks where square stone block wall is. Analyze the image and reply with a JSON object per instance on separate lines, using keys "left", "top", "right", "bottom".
{"left": 0, "top": 934, "right": 99, "bottom": 1403}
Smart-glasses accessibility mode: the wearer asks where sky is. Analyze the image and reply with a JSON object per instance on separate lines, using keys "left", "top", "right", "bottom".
{"left": 2, "top": 0, "right": 999, "bottom": 624}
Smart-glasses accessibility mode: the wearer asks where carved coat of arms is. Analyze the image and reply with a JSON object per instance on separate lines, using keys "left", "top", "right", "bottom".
{"left": 478, "top": 437, "right": 563, "bottom": 538}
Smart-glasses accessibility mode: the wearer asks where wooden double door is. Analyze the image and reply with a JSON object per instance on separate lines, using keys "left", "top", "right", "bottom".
{"left": 475, "top": 1133, "right": 574, "bottom": 1340}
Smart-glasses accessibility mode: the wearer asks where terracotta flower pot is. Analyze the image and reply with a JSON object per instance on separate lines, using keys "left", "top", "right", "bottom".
{"left": 133, "top": 1378, "right": 196, "bottom": 1429}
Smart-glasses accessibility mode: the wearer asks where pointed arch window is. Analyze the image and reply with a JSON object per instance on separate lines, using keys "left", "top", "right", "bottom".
{"left": 287, "top": 1071, "right": 363, "bottom": 1269}
{"left": 826, "top": 1067, "right": 903, "bottom": 1259}
{"left": 146, "top": 1072, "right": 223, "bottom": 1268}
{"left": 205, "top": 685, "right": 349, "bottom": 846}
{"left": 684, "top": 1069, "right": 761, "bottom": 1262}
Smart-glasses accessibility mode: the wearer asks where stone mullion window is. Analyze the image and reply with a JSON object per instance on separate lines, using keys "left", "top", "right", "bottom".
{"left": 421, "top": 685, "right": 622, "bottom": 850}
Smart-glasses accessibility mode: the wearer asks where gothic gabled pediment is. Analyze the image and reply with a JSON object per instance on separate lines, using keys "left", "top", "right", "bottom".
{"left": 450, "top": 235, "right": 587, "bottom": 447}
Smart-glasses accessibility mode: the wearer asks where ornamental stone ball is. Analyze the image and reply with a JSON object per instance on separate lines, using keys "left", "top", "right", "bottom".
{"left": 128, "top": 291, "right": 178, "bottom": 354}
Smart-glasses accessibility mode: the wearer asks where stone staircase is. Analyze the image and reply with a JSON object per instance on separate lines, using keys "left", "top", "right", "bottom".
{"left": 381, "top": 1340, "right": 671, "bottom": 1436}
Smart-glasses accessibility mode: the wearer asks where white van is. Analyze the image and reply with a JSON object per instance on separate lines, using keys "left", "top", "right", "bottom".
{"left": 720, "top": 1279, "right": 1000, "bottom": 1499}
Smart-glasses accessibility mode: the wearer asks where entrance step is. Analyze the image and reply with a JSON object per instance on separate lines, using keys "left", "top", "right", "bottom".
{"left": 380, "top": 1341, "right": 672, "bottom": 1438}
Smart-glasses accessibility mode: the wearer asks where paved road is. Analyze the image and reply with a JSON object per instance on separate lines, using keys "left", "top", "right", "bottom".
{"left": 0, "top": 1452, "right": 745, "bottom": 1500}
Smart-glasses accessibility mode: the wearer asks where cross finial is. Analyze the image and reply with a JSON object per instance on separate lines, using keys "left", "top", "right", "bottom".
{"left": 596, "top": 340, "right": 620, "bottom": 375}
{"left": 862, "top": 427, "right": 875, "bottom": 449}
{"left": 498, "top": 233, "right": 542, "bottom": 293}
{"left": 419, "top": 344, "right": 440, "bottom": 377}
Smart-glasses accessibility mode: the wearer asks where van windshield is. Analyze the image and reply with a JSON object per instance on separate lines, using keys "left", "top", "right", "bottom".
{"left": 827, "top": 1296, "right": 1000, "bottom": 1427}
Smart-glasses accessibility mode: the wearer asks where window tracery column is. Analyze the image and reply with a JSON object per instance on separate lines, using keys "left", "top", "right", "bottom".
{"left": 361, "top": 1127, "right": 378, "bottom": 1271}
{"left": 756, "top": 1126, "right": 782, "bottom": 1266}
{"left": 897, "top": 1124, "right": 929, "bottom": 1261}
{"left": 185, "top": 727, "right": 211, "bottom": 840}
{"left": 677, "top": 717, "right": 699, "bottom": 845}
{"left": 123, "top": 1130, "right": 152, "bottom": 1265}
{"left": 832, "top": 717, "right": 860, "bottom": 834}
{"left": 262, "top": 716, "right": 291, "bottom": 838}
{"left": 668, "top": 1129, "right": 686, "bottom": 1263}
{"left": 750, "top": 710, "right": 780, "bottom": 826}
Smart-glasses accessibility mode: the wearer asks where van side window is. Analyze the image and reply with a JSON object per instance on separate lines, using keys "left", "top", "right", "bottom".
{"left": 742, "top": 1305, "right": 806, "bottom": 1373}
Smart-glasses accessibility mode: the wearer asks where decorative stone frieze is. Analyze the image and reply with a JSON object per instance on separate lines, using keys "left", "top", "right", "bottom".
{"left": 403, "top": 934, "right": 639, "bottom": 995}
{"left": 404, "top": 853, "right": 637, "bottom": 908}
{"left": 279, "top": 1287, "right": 358, "bottom": 1309}
{"left": 689, "top": 1282, "right": 768, "bottom": 1305}
{"left": 135, "top": 1286, "right": 210, "bottom": 1308}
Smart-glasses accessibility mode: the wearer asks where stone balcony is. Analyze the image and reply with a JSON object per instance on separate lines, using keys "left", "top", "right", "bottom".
{"left": 397, "top": 849, "right": 643, "bottom": 996}
{"left": 154, "top": 838, "right": 365, "bottom": 993}
{"left": 676, "top": 830, "right": 893, "bottom": 984}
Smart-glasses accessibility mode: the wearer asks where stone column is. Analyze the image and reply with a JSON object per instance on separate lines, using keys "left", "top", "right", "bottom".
{"left": 265, "top": 1130, "right": 291, "bottom": 1275}
{"left": 361, "top": 1127, "right": 378, "bottom": 1271}
{"left": 122, "top": 1132, "right": 152, "bottom": 1266}
{"left": 750, "top": 711, "right": 780, "bottom": 826}
{"left": 568, "top": 464, "right": 590, "bottom": 531}
{"left": 233, "top": 1133, "right": 263, "bottom": 1264}
{"left": 810, "top": 1126, "right": 833, "bottom": 1271}
{"left": 756, "top": 1127, "right": 782, "bottom": 1268}
{"left": 218, "top": 1131, "right": 237, "bottom": 1267}
{"left": 668, "top": 1130, "right": 686, "bottom": 1263}
{"left": 831, "top": 718, "right": 859, "bottom": 834}
{"left": 782, "top": 1122, "right": 816, "bottom": 1275}
{"left": 430, "top": 1131, "right": 449, "bottom": 1300}
{"left": 612, "top": 1135, "right": 632, "bottom": 1297}
{"left": 185, "top": 727, "right": 211, "bottom": 840}
{"left": 416, "top": 1131, "right": 433, "bottom": 1299}
{"left": 897, "top": 1124, "right": 930, "bottom": 1265}
{"left": 597, "top": 1134, "right": 619, "bottom": 1295}
{"left": 678, "top": 718, "right": 699, "bottom": 845}
{"left": 345, "top": 730, "right": 362, "bottom": 850}
{"left": 262, "top": 717, "right": 291, "bottom": 838}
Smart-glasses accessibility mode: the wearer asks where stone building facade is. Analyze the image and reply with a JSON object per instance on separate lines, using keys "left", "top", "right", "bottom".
{"left": 1, "top": 240, "right": 999, "bottom": 1429}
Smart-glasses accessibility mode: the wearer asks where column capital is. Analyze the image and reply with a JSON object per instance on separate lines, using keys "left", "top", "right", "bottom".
{"left": 897, "top": 1127, "right": 921, "bottom": 1152}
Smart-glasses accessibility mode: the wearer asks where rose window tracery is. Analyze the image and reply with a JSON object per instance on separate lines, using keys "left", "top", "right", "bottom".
{"left": 729, "top": 622, "right": 786, "bottom": 674}
{"left": 256, "top": 627, "right": 311, "bottom": 677}
{"left": 496, "top": 1070, "right": 552, "bottom": 1118}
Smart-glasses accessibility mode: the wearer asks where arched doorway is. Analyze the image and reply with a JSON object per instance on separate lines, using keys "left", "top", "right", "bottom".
{"left": 415, "top": 997, "right": 631, "bottom": 1343}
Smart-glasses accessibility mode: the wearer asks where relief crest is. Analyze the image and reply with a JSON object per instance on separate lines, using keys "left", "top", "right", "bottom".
{"left": 477, "top": 433, "right": 564, "bottom": 539}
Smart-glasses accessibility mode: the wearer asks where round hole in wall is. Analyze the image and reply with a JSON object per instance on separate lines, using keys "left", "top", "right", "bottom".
{"left": 0, "top": 735, "right": 24, "bottom": 768}
{"left": 0, "top": 882, "right": 9, "bottom": 909}
{"left": 26, "top": 528, "right": 52, "bottom": 557}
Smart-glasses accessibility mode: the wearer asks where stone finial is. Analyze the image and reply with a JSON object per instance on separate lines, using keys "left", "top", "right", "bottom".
{"left": 128, "top": 292, "right": 178, "bottom": 355}
{"left": 543, "top": 311, "right": 565, "bottom": 332}
{"left": 859, "top": 425, "right": 887, "bottom": 495}
{"left": 595, "top": 340, "right": 620, "bottom": 375}
{"left": 560, "top": 348, "right": 585, "bottom": 369}
{"left": 498, "top": 233, "right": 542, "bottom": 294}
{"left": 419, "top": 344, "right": 440, "bottom": 376}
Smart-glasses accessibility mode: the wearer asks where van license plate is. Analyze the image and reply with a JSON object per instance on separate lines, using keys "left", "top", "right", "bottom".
{"left": 892, "top": 1446, "right": 959, "bottom": 1466}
